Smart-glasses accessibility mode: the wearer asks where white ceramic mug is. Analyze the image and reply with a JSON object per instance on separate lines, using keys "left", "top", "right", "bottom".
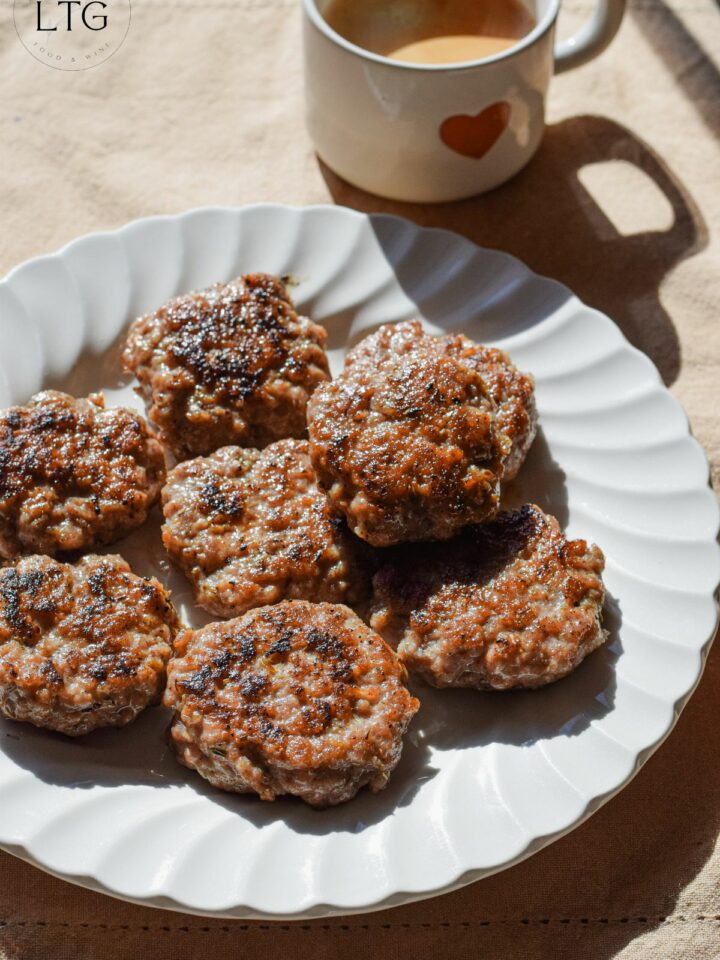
{"left": 303, "top": 0, "right": 626, "bottom": 202}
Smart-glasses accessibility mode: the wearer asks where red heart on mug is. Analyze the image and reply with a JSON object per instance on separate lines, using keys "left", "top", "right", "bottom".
{"left": 440, "top": 102, "right": 511, "bottom": 159}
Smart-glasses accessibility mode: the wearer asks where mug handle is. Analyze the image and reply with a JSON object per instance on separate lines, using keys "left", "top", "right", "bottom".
{"left": 553, "top": 0, "right": 626, "bottom": 73}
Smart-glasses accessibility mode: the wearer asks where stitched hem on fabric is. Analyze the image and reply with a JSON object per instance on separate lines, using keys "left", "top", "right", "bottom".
{"left": 1, "top": 916, "right": 720, "bottom": 932}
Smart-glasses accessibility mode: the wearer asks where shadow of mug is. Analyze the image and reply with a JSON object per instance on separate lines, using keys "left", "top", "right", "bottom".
{"left": 319, "top": 114, "right": 709, "bottom": 386}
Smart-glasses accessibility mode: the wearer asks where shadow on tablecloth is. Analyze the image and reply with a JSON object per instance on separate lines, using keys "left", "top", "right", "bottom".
{"left": 319, "top": 114, "right": 708, "bottom": 388}
{"left": 631, "top": 0, "right": 720, "bottom": 141}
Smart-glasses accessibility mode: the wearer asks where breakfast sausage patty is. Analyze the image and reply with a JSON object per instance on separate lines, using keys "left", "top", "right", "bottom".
{"left": 0, "top": 554, "right": 178, "bottom": 736}
{"left": 122, "top": 273, "right": 331, "bottom": 460}
{"left": 441, "top": 336, "right": 537, "bottom": 481}
{"left": 161, "top": 440, "right": 372, "bottom": 618}
{"left": 307, "top": 321, "right": 507, "bottom": 547}
{"left": 0, "top": 391, "right": 166, "bottom": 559}
{"left": 164, "top": 600, "right": 419, "bottom": 806}
{"left": 369, "top": 504, "right": 606, "bottom": 690}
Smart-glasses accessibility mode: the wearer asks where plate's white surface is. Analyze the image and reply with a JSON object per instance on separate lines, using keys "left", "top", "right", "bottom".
{"left": 0, "top": 204, "right": 717, "bottom": 920}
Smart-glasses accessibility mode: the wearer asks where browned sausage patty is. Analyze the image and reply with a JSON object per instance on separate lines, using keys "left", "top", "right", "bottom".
{"left": 370, "top": 505, "right": 606, "bottom": 690}
{"left": 161, "top": 440, "right": 371, "bottom": 618}
{"left": 441, "top": 336, "right": 537, "bottom": 481}
{"left": 0, "top": 554, "right": 178, "bottom": 736}
{"left": 122, "top": 273, "right": 331, "bottom": 460}
{"left": 0, "top": 391, "right": 166, "bottom": 559}
{"left": 164, "top": 601, "right": 419, "bottom": 806}
{"left": 307, "top": 321, "right": 507, "bottom": 547}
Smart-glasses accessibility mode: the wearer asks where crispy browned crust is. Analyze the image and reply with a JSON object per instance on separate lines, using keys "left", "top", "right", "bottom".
{"left": 122, "top": 273, "right": 330, "bottom": 460}
{"left": 441, "top": 336, "right": 537, "bottom": 481}
{"left": 161, "top": 440, "right": 372, "bottom": 618}
{"left": 370, "top": 504, "right": 606, "bottom": 690}
{"left": 164, "top": 600, "right": 420, "bottom": 806}
{"left": 0, "top": 391, "right": 166, "bottom": 559}
{"left": 0, "top": 554, "right": 179, "bottom": 735}
{"left": 307, "top": 321, "right": 507, "bottom": 547}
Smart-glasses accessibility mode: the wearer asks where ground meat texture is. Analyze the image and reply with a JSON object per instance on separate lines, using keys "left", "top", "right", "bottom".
{"left": 0, "top": 554, "right": 178, "bottom": 736}
{"left": 161, "top": 440, "right": 372, "bottom": 618}
{"left": 441, "top": 336, "right": 537, "bottom": 481}
{"left": 0, "top": 391, "right": 166, "bottom": 559}
{"left": 122, "top": 273, "right": 331, "bottom": 460}
{"left": 164, "top": 601, "right": 419, "bottom": 806}
{"left": 369, "top": 504, "right": 606, "bottom": 690}
{"left": 307, "top": 321, "right": 508, "bottom": 548}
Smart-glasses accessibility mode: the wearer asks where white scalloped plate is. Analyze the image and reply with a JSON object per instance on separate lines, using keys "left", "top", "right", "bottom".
{"left": 0, "top": 205, "right": 717, "bottom": 920}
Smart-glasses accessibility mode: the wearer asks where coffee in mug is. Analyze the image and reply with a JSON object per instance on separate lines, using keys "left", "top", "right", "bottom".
{"left": 323, "top": 0, "right": 537, "bottom": 65}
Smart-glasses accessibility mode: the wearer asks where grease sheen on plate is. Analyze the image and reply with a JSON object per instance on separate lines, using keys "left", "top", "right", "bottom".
{"left": 0, "top": 204, "right": 717, "bottom": 919}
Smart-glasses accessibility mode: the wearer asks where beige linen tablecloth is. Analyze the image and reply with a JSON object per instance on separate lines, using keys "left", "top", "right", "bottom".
{"left": 1, "top": 0, "right": 719, "bottom": 956}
